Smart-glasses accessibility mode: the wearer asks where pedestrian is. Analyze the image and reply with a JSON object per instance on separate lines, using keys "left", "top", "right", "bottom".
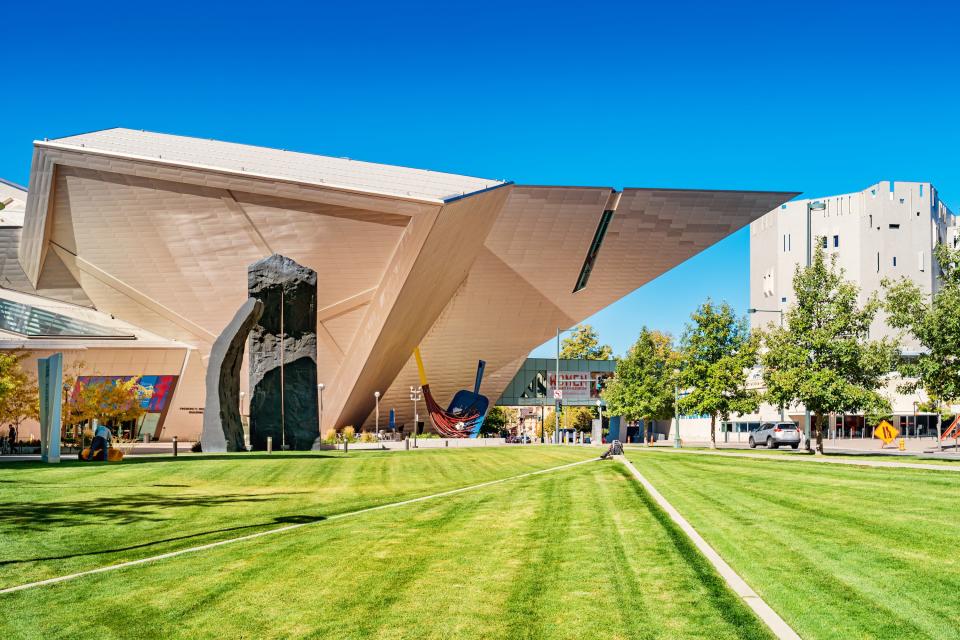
{"left": 86, "top": 424, "right": 112, "bottom": 461}
{"left": 7, "top": 425, "right": 16, "bottom": 454}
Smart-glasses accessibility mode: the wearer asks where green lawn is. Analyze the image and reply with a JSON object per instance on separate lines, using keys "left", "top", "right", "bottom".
{"left": 630, "top": 450, "right": 960, "bottom": 639}
{"left": 0, "top": 447, "right": 595, "bottom": 590}
{"left": 0, "top": 448, "right": 773, "bottom": 639}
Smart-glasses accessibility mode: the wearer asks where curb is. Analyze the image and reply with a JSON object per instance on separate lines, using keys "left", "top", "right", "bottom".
{"left": 617, "top": 456, "right": 801, "bottom": 640}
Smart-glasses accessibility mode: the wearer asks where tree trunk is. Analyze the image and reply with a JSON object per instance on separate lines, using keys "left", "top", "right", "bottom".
{"left": 710, "top": 414, "right": 716, "bottom": 449}
{"left": 814, "top": 412, "right": 824, "bottom": 455}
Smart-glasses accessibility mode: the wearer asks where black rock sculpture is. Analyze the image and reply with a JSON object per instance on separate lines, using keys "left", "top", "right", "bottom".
{"left": 201, "top": 298, "right": 264, "bottom": 453}
{"left": 248, "top": 254, "right": 319, "bottom": 451}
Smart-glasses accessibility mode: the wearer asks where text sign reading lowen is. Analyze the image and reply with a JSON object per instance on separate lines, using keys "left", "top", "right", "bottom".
{"left": 874, "top": 420, "right": 899, "bottom": 445}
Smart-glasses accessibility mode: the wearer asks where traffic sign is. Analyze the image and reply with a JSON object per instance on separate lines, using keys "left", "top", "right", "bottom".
{"left": 553, "top": 389, "right": 563, "bottom": 400}
{"left": 874, "top": 420, "right": 899, "bottom": 445}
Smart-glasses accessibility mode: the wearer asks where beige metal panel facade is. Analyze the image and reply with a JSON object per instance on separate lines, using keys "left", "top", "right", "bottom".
{"left": 363, "top": 187, "right": 797, "bottom": 431}
{"left": 329, "top": 185, "right": 513, "bottom": 429}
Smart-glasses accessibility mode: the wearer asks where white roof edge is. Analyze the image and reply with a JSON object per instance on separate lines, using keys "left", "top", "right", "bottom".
{"left": 33, "top": 139, "right": 461, "bottom": 205}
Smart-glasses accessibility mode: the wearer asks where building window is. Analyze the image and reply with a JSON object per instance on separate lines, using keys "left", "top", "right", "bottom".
{"left": 893, "top": 256, "right": 897, "bottom": 267}
{"left": 833, "top": 235, "right": 839, "bottom": 248}
{"left": 781, "top": 296, "right": 787, "bottom": 303}
{"left": 889, "top": 223, "right": 900, "bottom": 229}
{"left": 821, "top": 237, "right": 828, "bottom": 249}
{"left": 573, "top": 209, "right": 614, "bottom": 293}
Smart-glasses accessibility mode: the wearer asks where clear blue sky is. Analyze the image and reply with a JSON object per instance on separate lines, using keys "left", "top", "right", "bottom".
{"left": 1, "top": 1, "right": 957, "bottom": 357}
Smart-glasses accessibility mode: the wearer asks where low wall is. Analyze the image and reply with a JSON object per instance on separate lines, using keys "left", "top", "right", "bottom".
{"left": 318, "top": 438, "right": 507, "bottom": 451}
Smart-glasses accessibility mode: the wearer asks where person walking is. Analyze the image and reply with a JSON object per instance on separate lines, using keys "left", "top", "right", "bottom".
{"left": 86, "top": 424, "right": 112, "bottom": 461}
{"left": 7, "top": 425, "right": 16, "bottom": 455}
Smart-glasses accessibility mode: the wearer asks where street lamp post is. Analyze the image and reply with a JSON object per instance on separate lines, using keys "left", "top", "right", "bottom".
{"left": 374, "top": 391, "right": 381, "bottom": 436}
{"left": 555, "top": 327, "right": 575, "bottom": 444}
{"left": 804, "top": 200, "right": 826, "bottom": 451}
{"left": 673, "top": 368, "right": 681, "bottom": 449}
{"left": 409, "top": 386, "right": 421, "bottom": 444}
{"left": 596, "top": 399, "right": 602, "bottom": 446}
{"left": 748, "top": 308, "right": 785, "bottom": 422}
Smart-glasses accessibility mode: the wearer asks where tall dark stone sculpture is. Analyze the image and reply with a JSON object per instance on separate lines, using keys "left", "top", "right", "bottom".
{"left": 201, "top": 298, "right": 264, "bottom": 453}
{"left": 248, "top": 254, "right": 319, "bottom": 451}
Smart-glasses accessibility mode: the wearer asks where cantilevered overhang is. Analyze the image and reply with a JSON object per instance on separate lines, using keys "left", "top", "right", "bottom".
{"left": 19, "top": 128, "right": 508, "bottom": 286}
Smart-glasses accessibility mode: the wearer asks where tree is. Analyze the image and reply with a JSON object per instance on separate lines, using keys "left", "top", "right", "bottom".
{"left": 89, "top": 377, "right": 153, "bottom": 432}
{"left": 678, "top": 300, "right": 760, "bottom": 448}
{"left": 62, "top": 361, "right": 97, "bottom": 439}
{"left": 0, "top": 350, "right": 31, "bottom": 407}
{"left": 760, "top": 242, "right": 896, "bottom": 453}
{"left": 560, "top": 324, "right": 613, "bottom": 360}
{"left": 570, "top": 406, "right": 595, "bottom": 431}
{"left": 539, "top": 409, "right": 557, "bottom": 439}
{"left": 884, "top": 243, "right": 960, "bottom": 427}
{"left": 482, "top": 406, "right": 514, "bottom": 435}
{"left": 0, "top": 351, "right": 39, "bottom": 439}
{"left": 601, "top": 328, "right": 677, "bottom": 439}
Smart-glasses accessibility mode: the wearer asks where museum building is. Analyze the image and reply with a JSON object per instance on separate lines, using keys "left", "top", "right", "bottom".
{"left": 1, "top": 128, "right": 795, "bottom": 441}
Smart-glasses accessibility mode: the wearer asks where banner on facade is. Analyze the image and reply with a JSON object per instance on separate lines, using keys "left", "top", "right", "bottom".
{"left": 548, "top": 372, "right": 591, "bottom": 403}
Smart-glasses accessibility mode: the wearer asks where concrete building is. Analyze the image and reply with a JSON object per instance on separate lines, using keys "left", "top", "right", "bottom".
{"left": 749, "top": 181, "right": 955, "bottom": 348}
{"left": 685, "top": 181, "right": 960, "bottom": 444}
{"left": 5, "top": 128, "right": 794, "bottom": 441}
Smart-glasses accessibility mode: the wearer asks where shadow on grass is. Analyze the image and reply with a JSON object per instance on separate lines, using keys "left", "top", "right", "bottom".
{"left": 0, "top": 452, "right": 344, "bottom": 471}
{"left": 0, "top": 514, "right": 325, "bottom": 566}
{"left": 614, "top": 464, "right": 775, "bottom": 640}
{"left": 0, "top": 491, "right": 310, "bottom": 530}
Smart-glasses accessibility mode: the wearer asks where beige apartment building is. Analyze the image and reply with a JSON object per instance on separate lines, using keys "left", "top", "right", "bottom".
{"left": 750, "top": 181, "right": 955, "bottom": 349}
{"left": 697, "top": 181, "right": 958, "bottom": 442}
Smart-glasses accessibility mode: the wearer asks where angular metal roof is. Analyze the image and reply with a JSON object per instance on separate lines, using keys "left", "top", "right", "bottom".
{"left": 41, "top": 128, "right": 506, "bottom": 203}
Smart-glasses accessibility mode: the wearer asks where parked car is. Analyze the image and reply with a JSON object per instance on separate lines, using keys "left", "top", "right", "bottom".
{"left": 749, "top": 422, "right": 801, "bottom": 449}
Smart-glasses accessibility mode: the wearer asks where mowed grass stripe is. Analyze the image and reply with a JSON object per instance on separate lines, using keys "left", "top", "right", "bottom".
{"left": 631, "top": 451, "right": 960, "bottom": 640}
{"left": 1, "top": 460, "right": 774, "bottom": 640}
{"left": 0, "top": 447, "right": 595, "bottom": 589}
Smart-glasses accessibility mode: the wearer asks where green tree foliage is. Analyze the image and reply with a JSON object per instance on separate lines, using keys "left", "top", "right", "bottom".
{"left": 0, "top": 351, "right": 38, "bottom": 438}
{"left": 560, "top": 324, "right": 613, "bottom": 360}
{"left": 884, "top": 243, "right": 960, "bottom": 415}
{"left": 602, "top": 328, "right": 677, "bottom": 432}
{"left": 0, "top": 350, "right": 31, "bottom": 406}
{"left": 760, "top": 242, "right": 896, "bottom": 453}
{"left": 482, "top": 406, "right": 515, "bottom": 435}
{"left": 678, "top": 300, "right": 760, "bottom": 448}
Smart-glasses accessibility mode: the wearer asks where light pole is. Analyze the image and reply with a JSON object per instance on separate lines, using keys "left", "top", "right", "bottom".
{"left": 596, "top": 399, "right": 602, "bottom": 446}
{"left": 317, "top": 383, "right": 324, "bottom": 433}
{"left": 409, "top": 385, "right": 421, "bottom": 441}
{"left": 374, "top": 391, "right": 381, "bottom": 435}
{"left": 804, "top": 200, "right": 826, "bottom": 451}
{"left": 673, "top": 368, "right": 681, "bottom": 449}
{"left": 748, "top": 308, "right": 785, "bottom": 422}
{"left": 555, "top": 327, "right": 575, "bottom": 444}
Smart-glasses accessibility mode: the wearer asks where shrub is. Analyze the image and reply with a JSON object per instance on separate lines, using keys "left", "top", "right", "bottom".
{"left": 342, "top": 426, "right": 355, "bottom": 441}
{"left": 360, "top": 431, "right": 377, "bottom": 443}
{"left": 323, "top": 428, "right": 338, "bottom": 443}
{"left": 191, "top": 441, "right": 202, "bottom": 453}
{"left": 414, "top": 432, "right": 439, "bottom": 439}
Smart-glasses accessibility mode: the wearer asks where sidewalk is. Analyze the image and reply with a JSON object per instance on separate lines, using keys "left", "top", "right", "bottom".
{"left": 645, "top": 436, "right": 959, "bottom": 458}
